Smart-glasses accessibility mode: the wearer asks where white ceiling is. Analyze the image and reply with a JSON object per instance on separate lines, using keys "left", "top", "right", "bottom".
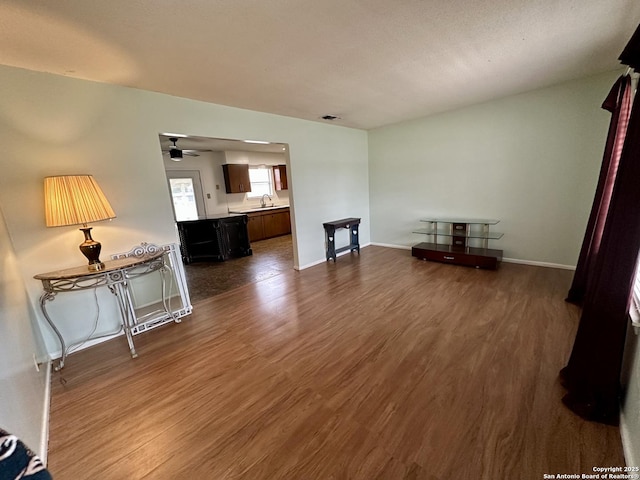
{"left": 159, "top": 134, "right": 288, "bottom": 154}
{"left": 0, "top": 1, "right": 638, "bottom": 129}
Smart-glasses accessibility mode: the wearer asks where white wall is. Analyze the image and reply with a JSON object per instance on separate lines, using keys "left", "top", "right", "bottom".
{"left": 164, "top": 149, "right": 291, "bottom": 216}
{"left": 222, "top": 150, "right": 291, "bottom": 212}
{"left": 164, "top": 151, "right": 228, "bottom": 216}
{"left": 0, "top": 205, "right": 49, "bottom": 458}
{"left": 368, "top": 70, "right": 620, "bottom": 267}
{"left": 0, "top": 64, "right": 370, "bottom": 360}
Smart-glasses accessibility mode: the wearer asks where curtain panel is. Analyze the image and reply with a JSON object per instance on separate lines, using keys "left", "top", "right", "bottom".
{"left": 560, "top": 77, "right": 640, "bottom": 425}
{"left": 566, "top": 76, "right": 633, "bottom": 304}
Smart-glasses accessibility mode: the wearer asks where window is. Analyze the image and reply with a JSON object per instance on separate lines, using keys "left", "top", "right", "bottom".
{"left": 247, "top": 166, "right": 273, "bottom": 198}
{"left": 169, "top": 178, "right": 198, "bottom": 221}
{"left": 631, "top": 258, "right": 640, "bottom": 325}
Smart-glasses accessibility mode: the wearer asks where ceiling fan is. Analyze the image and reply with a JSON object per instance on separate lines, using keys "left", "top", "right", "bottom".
{"left": 164, "top": 137, "right": 201, "bottom": 160}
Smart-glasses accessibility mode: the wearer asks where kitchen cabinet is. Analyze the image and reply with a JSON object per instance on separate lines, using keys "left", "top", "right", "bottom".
{"left": 263, "top": 210, "right": 291, "bottom": 238}
{"left": 273, "top": 164, "right": 288, "bottom": 190}
{"left": 246, "top": 207, "right": 291, "bottom": 242}
{"left": 222, "top": 164, "right": 251, "bottom": 193}
{"left": 176, "top": 214, "right": 252, "bottom": 263}
{"left": 247, "top": 214, "right": 265, "bottom": 242}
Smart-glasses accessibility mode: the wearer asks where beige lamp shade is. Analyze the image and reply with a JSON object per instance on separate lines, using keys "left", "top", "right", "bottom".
{"left": 44, "top": 175, "right": 116, "bottom": 227}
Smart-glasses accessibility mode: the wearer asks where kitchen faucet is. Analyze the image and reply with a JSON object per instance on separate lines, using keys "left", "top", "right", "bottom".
{"left": 260, "top": 194, "right": 272, "bottom": 207}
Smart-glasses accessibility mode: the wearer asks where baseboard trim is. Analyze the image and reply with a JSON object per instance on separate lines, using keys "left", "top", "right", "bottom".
{"left": 48, "top": 329, "right": 125, "bottom": 360}
{"left": 40, "top": 360, "right": 51, "bottom": 464}
{"left": 289, "top": 243, "right": 577, "bottom": 272}
{"left": 368, "top": 243, "right": 576, "bottom": 270}
{"left": 295, "top": 259, "right": 323, "bottom": 271}
{"left": 620, "top": 410, "right": 635, "bottom": 467}
{"left": 296, "top": 243, "right": 372, "bottom": 271}
{"left": 502, "top": 257, "right": 576, "bottom": 270}
{"left": 370, "top": 242, "right": 411, "bottom": 250}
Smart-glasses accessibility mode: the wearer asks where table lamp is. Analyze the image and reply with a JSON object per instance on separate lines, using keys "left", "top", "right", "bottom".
{"left": 44, "top": 175, "right": 116, "bottom": 271}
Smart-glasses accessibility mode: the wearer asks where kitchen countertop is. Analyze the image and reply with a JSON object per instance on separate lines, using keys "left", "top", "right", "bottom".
{"left": 176, "top": 213, "right": 247, "bottom": 222}
{"left": 228, "top": 204, "right": 290, "bottom": 214}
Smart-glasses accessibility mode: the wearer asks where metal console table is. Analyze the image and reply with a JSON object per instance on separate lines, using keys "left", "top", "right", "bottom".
{"left": 323, "top": 217, "right": 361, "bottom": 262}
{"left": 34, "top": 243, "right": 192, "bottom": 370}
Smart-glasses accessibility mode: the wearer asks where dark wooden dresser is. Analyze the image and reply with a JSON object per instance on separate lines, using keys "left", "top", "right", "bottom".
{"left": 176, "top": 214, "right": 252, "bottom": 263}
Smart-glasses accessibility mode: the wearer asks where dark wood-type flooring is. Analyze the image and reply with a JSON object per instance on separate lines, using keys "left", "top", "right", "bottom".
{"left": 48, "top": 246, "right": 624, "bottom": 479}
{"left": 184, "top": 234, "right": 293, "bottom": 303}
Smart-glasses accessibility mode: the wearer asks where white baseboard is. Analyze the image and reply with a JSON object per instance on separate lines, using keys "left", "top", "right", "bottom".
{"left": 370, "top": 242, "right": 411, "bottom": 250}
{"left": 296, "top": 257, "right": 327, "bottom": 270}
{"left": 40, "top": 360, "right": 51, "bottom": 464}
{"left": 40, "top": 331, "right": 125, "bottom": 463}
{"left": 48, "top": 329, "right": 125, "bottom": 360}
{"left": 296, "top": 243, "right": 372, "bottom": 271}
{"left": 502, "top": 257, "right": 576, "bottom": 270}
{"left": 620, "top": 411, "right": 635, "bottom": 467}
{"left": 368, "top": 242, "right": 577, "bottom": 270}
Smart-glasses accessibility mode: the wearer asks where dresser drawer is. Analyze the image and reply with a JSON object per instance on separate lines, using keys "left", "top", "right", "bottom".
{"left": 411, "top": 242, "right": 500, "bottom": 269}
{"left": 428, "top": 250, "right": 477, "bottom": 266}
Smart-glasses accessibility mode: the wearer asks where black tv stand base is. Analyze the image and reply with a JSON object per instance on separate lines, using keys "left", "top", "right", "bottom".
{"left": 411, "top": 242, "right": 502, "bottom": 269}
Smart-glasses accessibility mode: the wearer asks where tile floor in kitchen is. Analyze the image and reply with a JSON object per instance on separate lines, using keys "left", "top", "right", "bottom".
{"left": 183, "top": 234, "right": 293, "bottom": 303}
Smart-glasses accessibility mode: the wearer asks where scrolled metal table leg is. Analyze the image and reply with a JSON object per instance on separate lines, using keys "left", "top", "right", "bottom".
{"left": 39, "top": 291, "right": 66, "bottom": 371}
{"left": 110, "top": 283, "right": 138, "bottom": 359}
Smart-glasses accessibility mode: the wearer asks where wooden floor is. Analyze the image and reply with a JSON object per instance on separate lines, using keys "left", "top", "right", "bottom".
{"left": 184, "top": 234, "right": 293, "bottom": 303}
{"left": 48, "top": 246, "right": 624, "bottom": 479}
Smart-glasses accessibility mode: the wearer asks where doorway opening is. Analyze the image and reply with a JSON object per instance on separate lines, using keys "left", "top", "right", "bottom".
{"left": 166, "top": 170, "right": 206, "bottom": 221}
{"left": 158, "top": 133, "right": 296, "bottom": 303}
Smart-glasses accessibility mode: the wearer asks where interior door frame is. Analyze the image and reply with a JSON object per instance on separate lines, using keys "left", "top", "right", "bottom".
{"left": 165, "top": 170, "right": 207, "bottom": 221}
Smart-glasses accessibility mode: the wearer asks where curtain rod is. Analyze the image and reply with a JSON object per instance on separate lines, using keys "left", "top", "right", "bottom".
{"left": 619, "top": 23, "right": 640, "bottom": 70}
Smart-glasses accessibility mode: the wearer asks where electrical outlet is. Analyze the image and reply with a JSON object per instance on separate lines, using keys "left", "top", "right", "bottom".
{"left": 207, "top": 193, "right": 211, "bottom": 199}
{"left": 216, "top": 185, "right": 220, "bottom": 190}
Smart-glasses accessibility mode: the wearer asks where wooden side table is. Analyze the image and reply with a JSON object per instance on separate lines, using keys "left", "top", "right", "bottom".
{"left": 323, "top": 217, "right": 361, "bottom": 262}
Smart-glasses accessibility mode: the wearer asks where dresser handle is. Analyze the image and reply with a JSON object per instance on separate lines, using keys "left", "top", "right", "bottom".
{"left": 444, "top": 256, "right": 455, "bottom": 260}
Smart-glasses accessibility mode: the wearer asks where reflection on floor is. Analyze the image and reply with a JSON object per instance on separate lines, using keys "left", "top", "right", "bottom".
{"left": 183, "top": 234, "right": 293, "bottom": 303}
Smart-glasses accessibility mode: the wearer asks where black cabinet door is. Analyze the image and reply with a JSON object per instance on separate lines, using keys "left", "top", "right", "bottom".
{"left": 177, "top": 216, "right": 251, "bottom": 263}
{"left": 176, "top": 220, "right": 223, "bottom": 263}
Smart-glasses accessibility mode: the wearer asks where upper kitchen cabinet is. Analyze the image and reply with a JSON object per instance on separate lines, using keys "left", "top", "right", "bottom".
{"left": 273, "top": 164, "right": 288, "bottom": 190}
{"left": 222, "top": 164, "right": 251, "bottom": 193}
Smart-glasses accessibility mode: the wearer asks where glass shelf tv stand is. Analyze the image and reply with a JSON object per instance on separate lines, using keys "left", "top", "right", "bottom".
{"left": 411, "top": 218, "right": 504, "bottom": 269}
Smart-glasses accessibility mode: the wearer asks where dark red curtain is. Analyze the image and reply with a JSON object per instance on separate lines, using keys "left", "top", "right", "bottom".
{"left": 619, "top": 24, "right": 640, "bottom": 70}
{"left": 566, "top": 76, "right": 633, "bottom": 304}
{"left": 560, "top": 81, "right": 640, "bottom": 425}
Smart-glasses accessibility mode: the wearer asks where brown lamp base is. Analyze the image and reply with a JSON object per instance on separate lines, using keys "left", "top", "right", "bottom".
{"left": 79, "top": 227, "right": 105, "bottom": 271}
